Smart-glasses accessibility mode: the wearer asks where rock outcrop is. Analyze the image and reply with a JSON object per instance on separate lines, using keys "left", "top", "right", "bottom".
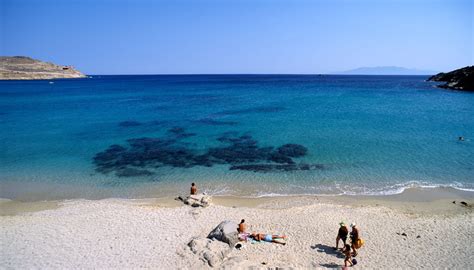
{"left": 428, "top": 66, "right": 474, "bottom": 91}
{"left": 207, "top": 220, "right": 239, "bottom": 247}
{"left": 186, "top": 237, "right": 231, "bottom": 267}
{"left": 183, "top": 220, "right": 240, "bottom": 267}
{"left": 176, "top": 194, "right": 211, "bottom": 207}
{"left": 0, "top": 56, "right": 86, "bottom": 80}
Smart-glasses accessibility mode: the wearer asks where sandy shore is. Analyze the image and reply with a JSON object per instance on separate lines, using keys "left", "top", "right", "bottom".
{"left": 1, "top": 188, "right": 473, "bottom": 269}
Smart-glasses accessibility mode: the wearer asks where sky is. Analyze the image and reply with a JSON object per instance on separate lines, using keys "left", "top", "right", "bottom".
{"left": 1, "top": 0, "right": 472, "bottom": 74}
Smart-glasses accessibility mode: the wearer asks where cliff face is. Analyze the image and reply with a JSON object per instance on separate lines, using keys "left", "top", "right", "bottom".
{"left": 0, "top": 56, "right": 86, "bottom": 80}
{"left": 428, "top": 66, "right": 474, "bottom": 91}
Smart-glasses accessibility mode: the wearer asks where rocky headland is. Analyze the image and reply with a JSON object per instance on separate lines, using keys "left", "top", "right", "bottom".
{"left": 428, "top": 66, "right": 474, "bottom": 91}
{"left": 0, "top": 56, "right": 86, "bottom": 80}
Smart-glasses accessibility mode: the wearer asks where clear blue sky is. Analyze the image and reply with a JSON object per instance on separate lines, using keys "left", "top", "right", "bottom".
{"left": 1, "top": 0, "right": 472, "bottom": 74}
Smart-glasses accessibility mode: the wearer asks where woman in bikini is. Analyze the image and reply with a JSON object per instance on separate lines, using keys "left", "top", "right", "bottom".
{"left": 350, "top": 223, "right": 360, "bottom": 257}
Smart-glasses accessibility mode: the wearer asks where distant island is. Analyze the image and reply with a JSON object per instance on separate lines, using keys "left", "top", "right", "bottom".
{"left": 0, "top": 56, "right": 86, "bottom": 80}
{"left": 428, "top": 66, "right": 474, "bottom": 91}
{"left": 336, "top": 66, "right": 438, "bottom": 75}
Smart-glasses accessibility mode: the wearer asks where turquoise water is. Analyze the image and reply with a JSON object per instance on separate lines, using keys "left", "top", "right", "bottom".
{"left": 1, "top": 75, "right": 473, "bottom": 200}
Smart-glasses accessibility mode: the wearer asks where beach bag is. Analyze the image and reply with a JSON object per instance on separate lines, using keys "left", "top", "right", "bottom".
{"left": 354, "top": 238, "right": 364, "bottom": 249}
{"left": 352, "top": 258, "right": 358, "bottom": 265}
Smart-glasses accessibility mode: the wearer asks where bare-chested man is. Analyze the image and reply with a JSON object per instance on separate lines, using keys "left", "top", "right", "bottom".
{"left": 190, "top": 183, "right": 197, "bottom": 195}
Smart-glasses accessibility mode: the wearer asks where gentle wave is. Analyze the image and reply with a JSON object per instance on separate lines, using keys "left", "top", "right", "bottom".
{"left": 208, "top": 181, "right": 474, "bottom": 198}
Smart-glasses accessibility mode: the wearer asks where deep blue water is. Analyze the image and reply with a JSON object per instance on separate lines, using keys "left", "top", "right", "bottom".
{"left": 0, "top": 75, "right": 473, "bottom": 200}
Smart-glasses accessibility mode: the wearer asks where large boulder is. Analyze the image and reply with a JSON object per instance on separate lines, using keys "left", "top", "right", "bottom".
{"left": 207, "top": 220, "right": 239, "bottom": 246}
{"left": 187, "top": 237, "right": 230, "bottom": 267}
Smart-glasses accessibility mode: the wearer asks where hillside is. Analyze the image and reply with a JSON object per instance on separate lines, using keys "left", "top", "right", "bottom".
{"left": 428, "top": 66, "right": 474, "bottom": 91}
{"left": 0, "top": 56, "right": 86, "bottom": 80}
{"left": 338, "top": 66, "right": 437, "bottom": 75}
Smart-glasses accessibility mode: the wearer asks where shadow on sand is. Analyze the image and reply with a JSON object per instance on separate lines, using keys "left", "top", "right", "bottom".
{"left": 319, "top": 262, "right": 341, "bottom": 268}
{"left": 311, "top": 244, "right": 345, "bottom": 259}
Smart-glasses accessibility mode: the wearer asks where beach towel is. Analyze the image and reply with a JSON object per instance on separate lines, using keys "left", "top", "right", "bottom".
{"left": 272, "top": 238, "right": 286, "bottom": 245}
{"left": 238, "top": 233, "right": 250, "bottom": 241}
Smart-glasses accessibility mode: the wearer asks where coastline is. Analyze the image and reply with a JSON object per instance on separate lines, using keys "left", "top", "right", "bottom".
{"left": 1, "top": 186, "right": 473, "bottom": 216}
{"left": 1, "top": 187, "right": 473, "bottom": 268}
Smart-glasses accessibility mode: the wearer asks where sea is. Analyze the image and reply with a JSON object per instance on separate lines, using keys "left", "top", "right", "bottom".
{"left": 1, "top": 75, "right": 473, "bottom": 201}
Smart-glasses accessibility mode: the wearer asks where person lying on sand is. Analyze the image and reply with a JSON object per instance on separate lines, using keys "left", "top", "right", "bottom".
{"left": 335, "top": 221, "right": 349, "bottom": 250}
{"left": 250, "top": 233, "right": 286, "bottom": 245}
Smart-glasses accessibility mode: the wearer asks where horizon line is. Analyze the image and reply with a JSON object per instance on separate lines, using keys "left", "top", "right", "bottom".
{"left": 83, "top": 73, "right": 436, "bottom": 76}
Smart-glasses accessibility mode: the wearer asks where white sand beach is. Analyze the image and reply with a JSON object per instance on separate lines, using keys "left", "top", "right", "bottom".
{"left": 1, "top": 188, "right": 473, "bottom": 269}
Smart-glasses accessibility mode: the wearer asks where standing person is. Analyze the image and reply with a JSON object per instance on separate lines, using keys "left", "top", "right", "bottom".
{"left": 335, "top": 221, "right": 349, "bottom": 250}
{"left": 343, "top": 244, "right": 353, "bottom": 267}
{"left": 238, "top": 219, "right": 246, "bottom": 233}
{"left": 190, "top": 183, "right": 197, "bottom": 195}
{"left": 350, "top": 223, "right": 360, "bottom": 256}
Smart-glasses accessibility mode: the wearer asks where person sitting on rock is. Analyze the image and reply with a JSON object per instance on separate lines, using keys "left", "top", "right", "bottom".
{"left": 238, "top": 219, "right": 246, "bottom": 233}
{"left": 250, "top": 233, "right": 286, "bottom": 245}
{"left": 190, "top": 182, "right": 197, "bottom": 195}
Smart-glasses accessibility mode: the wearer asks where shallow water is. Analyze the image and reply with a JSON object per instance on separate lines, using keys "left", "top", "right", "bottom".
{"left": 1, "top": 75, "right": 473, "bottom": 200}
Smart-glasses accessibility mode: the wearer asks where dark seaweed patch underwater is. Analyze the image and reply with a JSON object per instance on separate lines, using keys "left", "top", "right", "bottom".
{"left": 93, "top": 127, "right": 322, "bottom": 177}
{"left": 2, "top": 75, "right": 474, "bottom": 198}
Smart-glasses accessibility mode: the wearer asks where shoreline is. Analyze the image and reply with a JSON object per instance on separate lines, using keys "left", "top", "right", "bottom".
{"left": 2, "top": 175, "right": 474, "bottom": 199}
{"left": 151, "top": 186, "right": 474, "bottom": 217}
{"left": 1, "top": 186, "right": 473, "bottom": 216}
